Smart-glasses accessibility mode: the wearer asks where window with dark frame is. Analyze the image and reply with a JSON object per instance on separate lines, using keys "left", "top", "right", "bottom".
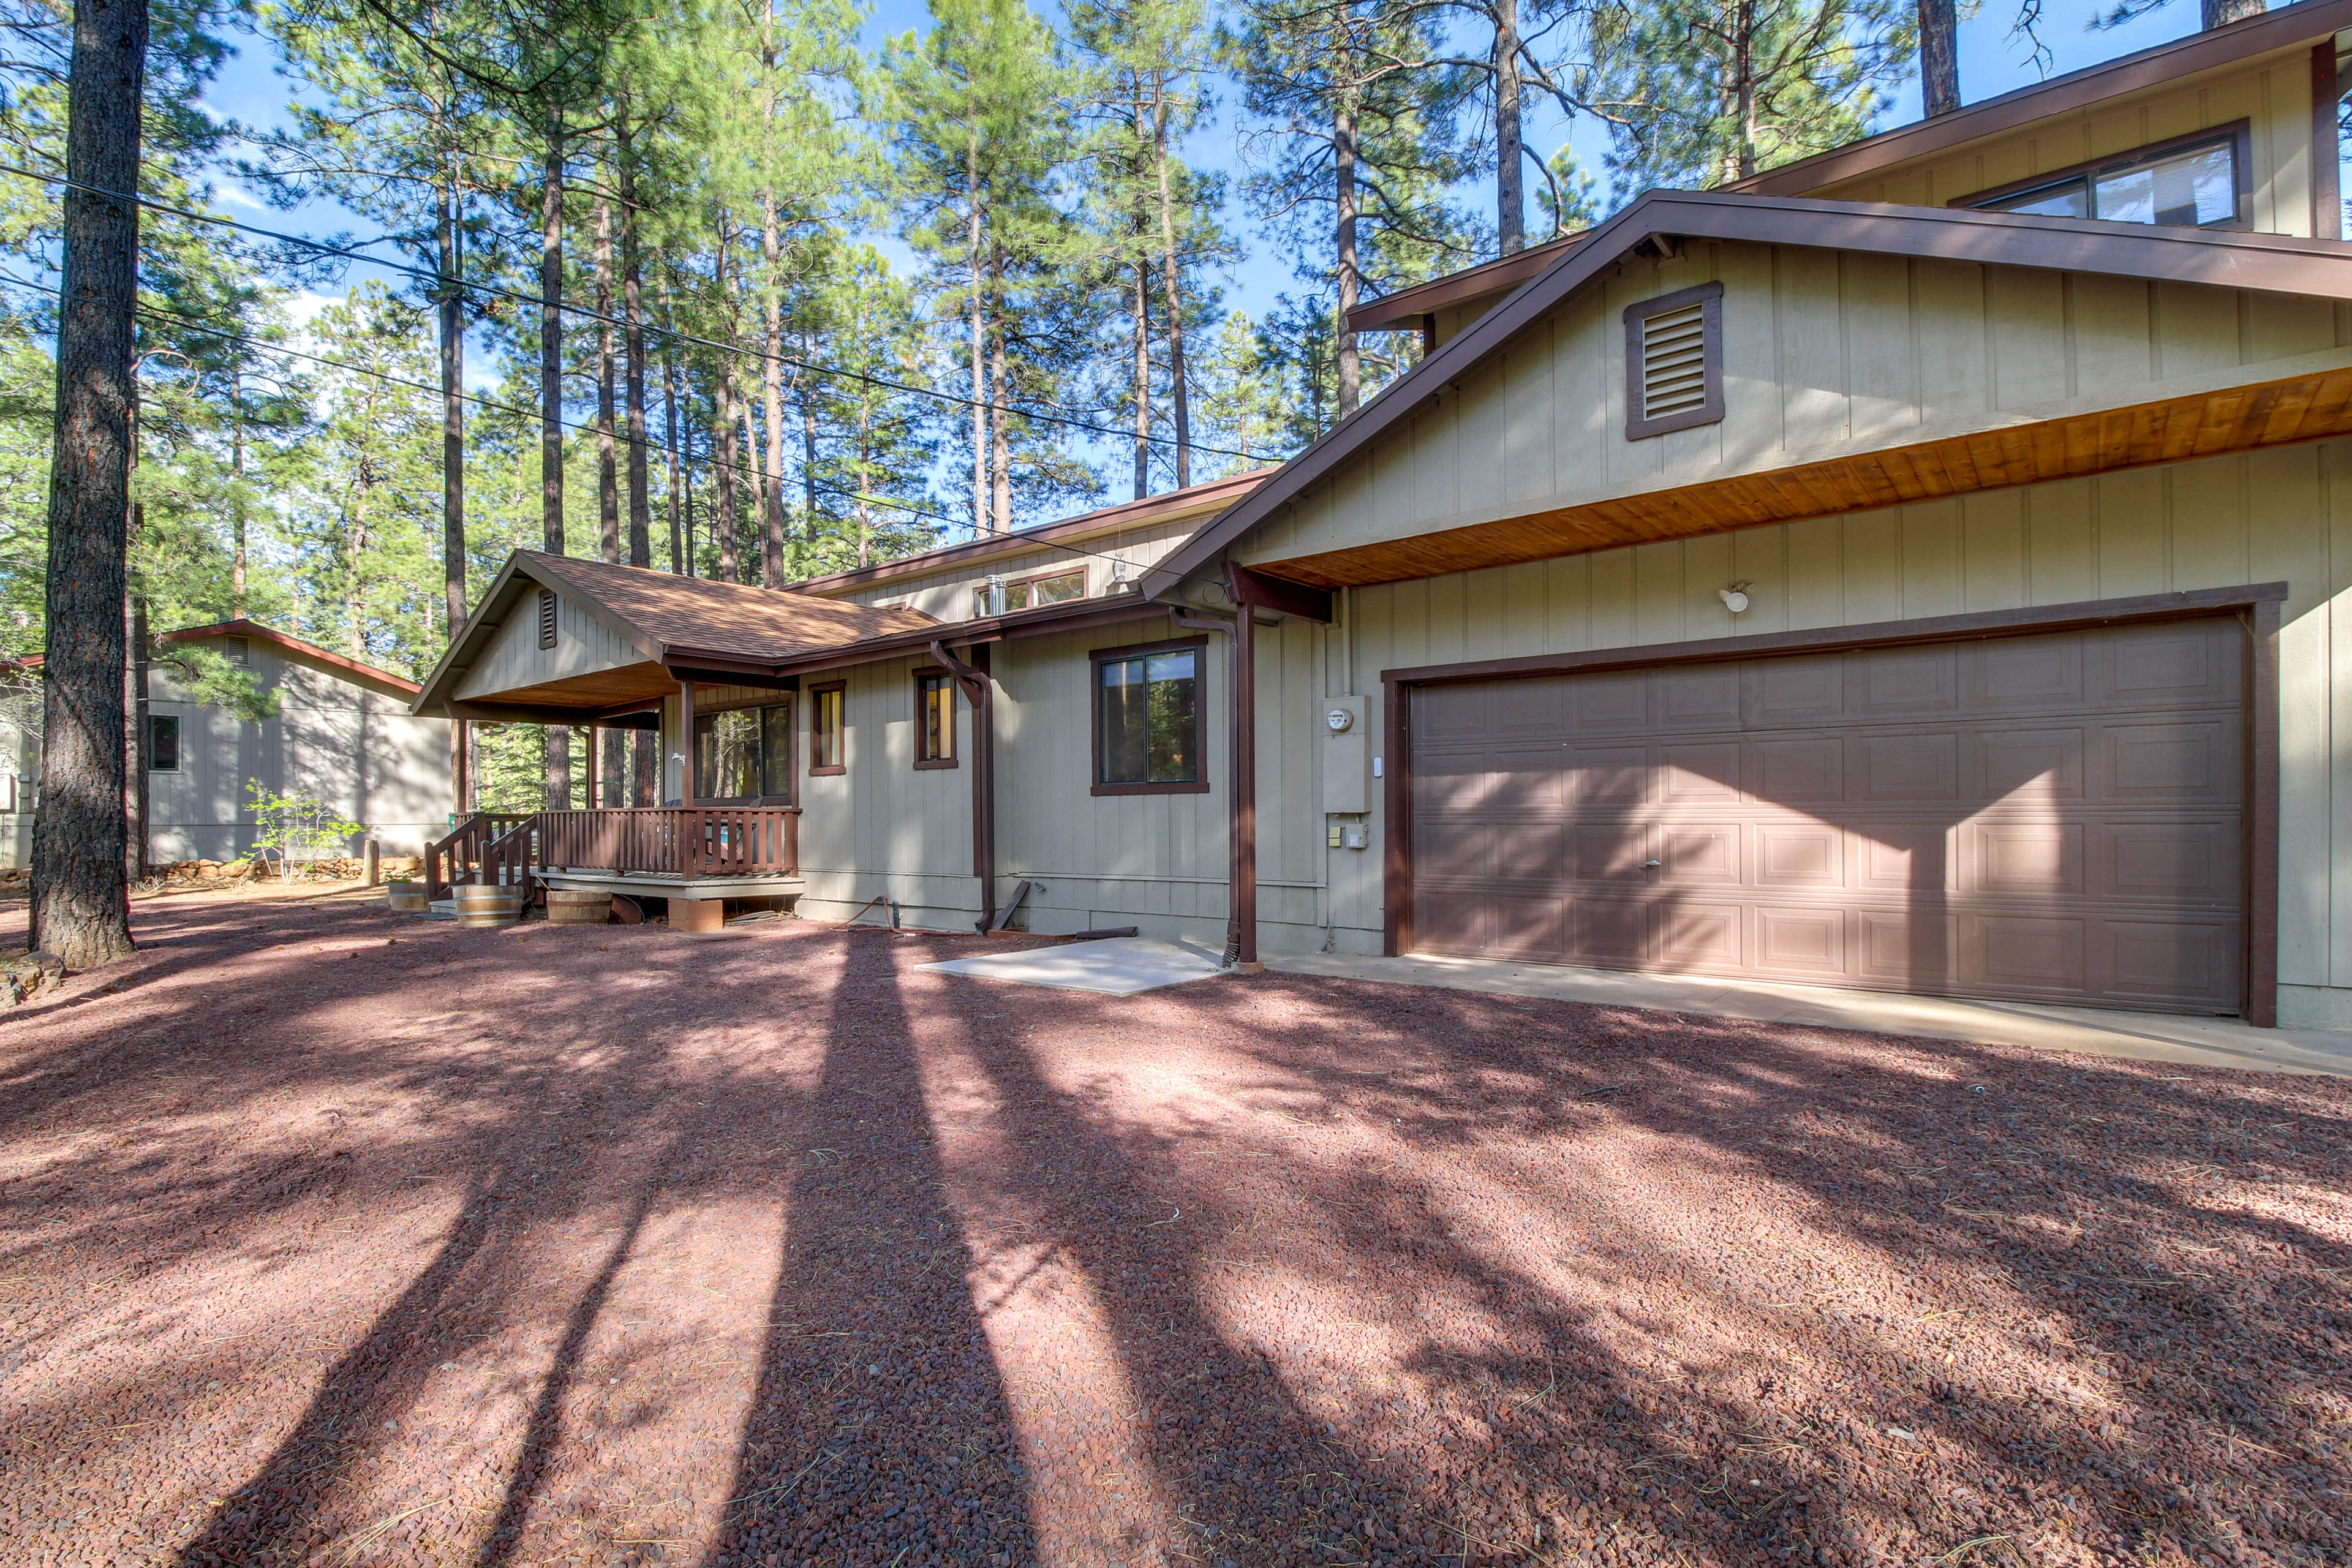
{"left": 810, "top": 683, "right": 846, "bottom": 774}
{"left": 537, "top": 589, "right": 558, "bottom": 649}
{"left": 973, "top": 568, "right": 1087, "bottom": 619}
{"left": 1958, "top": 125, "right": 2247, "bottom": 229}
{"left": 1092, "top": 640, "right": 1205, "bottom": 794}
{"left": 692, "top": 699, "right": 796, "bottom": 802}
{"left": 915, "top": 671, "right": 957, "bottom": 767}
{"left": 1622, "top": 281, "right": 1724, "bottom": 440}
{"left": 147, "top": 713, "right": 181, "bottom": 772}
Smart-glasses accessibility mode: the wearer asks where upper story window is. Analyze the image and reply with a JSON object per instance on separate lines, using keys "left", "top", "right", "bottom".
{"left": 1622, "top": 281, "right": 1724, "bottom": 440}
{"left": 221, "top": 637, "right": 248, "bottom": 667}
{"left": 1960, "top": 124, "right": 2247, "bottom": 230}
{"left": 1091, "top": 638, "right": 1207, "bottom": 796}
{"left": 810, "top": 682, "right": 846, "bottom": 774}
{"left": 147, "top": 713, "right": 181, "bottom": 773}
{"left": 973, "top": 568, "right": 1087, "bottom": 619}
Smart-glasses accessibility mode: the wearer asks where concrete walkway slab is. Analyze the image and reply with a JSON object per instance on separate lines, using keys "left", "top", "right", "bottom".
{"left": 1266, "top": 951, "right": 2352, "bottom": 1076}
{"left": 920, "top": 937, "right": 1225, "bottom": 997}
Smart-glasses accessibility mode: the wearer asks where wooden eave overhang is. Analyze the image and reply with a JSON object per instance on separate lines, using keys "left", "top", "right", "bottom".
{"left": 1725, "top": 0, "right": 2352, "bottom": 200}
{"left": 1346, "top": 232, "right": 1589, "bottom": 335}
{"left": 1144, "top": 190, "right": 2352, "bottom": 600}
{"left": 786, "top": 469, "right": 1275, "bottom": 599}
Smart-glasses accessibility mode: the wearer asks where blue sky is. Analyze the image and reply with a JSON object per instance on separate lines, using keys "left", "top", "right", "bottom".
{"left": 192, "top": 0, "right": 2210, "bottom": 512}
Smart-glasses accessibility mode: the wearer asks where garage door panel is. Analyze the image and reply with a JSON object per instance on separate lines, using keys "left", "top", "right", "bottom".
{"left": 1856, "top": 731, "right": 1959, "bottom": 802}
{"left": 1657, "top": 902, "right": 1745, "bottom": 969}
{"left": 1569, "top": 898, "right": 1648, "bottom": 963}
{"left": 2102, "top": 721, "right": 2238, "bottom": 802}
{"left": 1754, "top": 905, "right": 1847, "bottom": 978}
{"left": 1414, "top": 685, "right": 1494, "bottom": 739}
{"left": 1753, "top": 736, "right": 1845, "bottom": 802}
{"left": 1407, "top": 619, "right": 2243, "bottom": 1015}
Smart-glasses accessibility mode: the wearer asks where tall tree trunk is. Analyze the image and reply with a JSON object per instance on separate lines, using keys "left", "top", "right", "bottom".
{"left": 988, "top": 254, "right": 1011, "bottom": 533}
{"left": 1335, "top": 98, "right": 1361, "bottom": 419}
{"left": 1918, "top": 0, "right": 1959, "bottom": 116}
{"left": 1733, "top": 1, "right": 1759, "bottom": 181}
{"left": 1153, "top": 88, "right": 1191, "bottom": 487}
{"left": 799, "top": 331, "right": 818, "bottom": 543}
{"left": 617, "top": 108, "right": 651, "bottom": 573}
{"left": 2204, "top": 0, "right": 2264, "bottom": 26}
{"left": 539, "top": 108, "right": 569, "bottom": 809}
{"left": 760, "top": 189, "right": 787, "bottom": 586}
{"left": 594, "top": 197, "right": 619, "bottom": 565}
{"left": 662, "top": 318, "right": 683, "bottom": 575}
{"left": 680, "top": 399, "right": 697, "bottom": 577}
{"left": 855, "top": 401, "right": 872, "bottom": 568}
{"left": 1131, "top": 255, "right": 1150, "bottom": 500}
{"left": 228, "top": 364, "right": 247, "bottom": 617}
{"left": 966, "top": 134, "right": 988, "bottom": 535}
{"left": 344, "top": 485, "right": 372, "bottom": 657}
{"left": 32, "top": 0, "right": 147, "bottom": 968}
{"left": 439, "top": 171, "right": 464, "bottom": 635}
{"left": 715, "top": 369, "right": 742, "bottom": 583}
{"left": 1494, "top": 0, "right": 1523, "bottom": 254}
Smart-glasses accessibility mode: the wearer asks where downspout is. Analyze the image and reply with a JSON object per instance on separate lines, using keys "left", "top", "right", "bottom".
{"left": 930, "top": 639, "right": 996, "bottom": 930}
{"left": 1173, "top": 606, "right": 1251, "bottom": 968}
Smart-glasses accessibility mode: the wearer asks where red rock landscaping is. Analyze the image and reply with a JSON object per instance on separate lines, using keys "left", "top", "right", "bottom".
{"left": 0, "top": 890, "right": 2345, "bottom": 1567}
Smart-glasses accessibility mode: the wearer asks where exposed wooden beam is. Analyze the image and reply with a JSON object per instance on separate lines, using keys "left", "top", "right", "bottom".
{"left": 1226, "top": 563, "right": 1333, "bottom": 623}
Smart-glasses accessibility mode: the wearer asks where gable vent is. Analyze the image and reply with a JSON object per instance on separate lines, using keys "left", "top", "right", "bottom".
{"left": 537, "top": 589, "right": 558, "bottom": 649}
{"left": 1638, "top": 302, "right": 1709, "bottom": 421}
{"left": 1621, "top": 281, "right": 1724, "bottom": 440}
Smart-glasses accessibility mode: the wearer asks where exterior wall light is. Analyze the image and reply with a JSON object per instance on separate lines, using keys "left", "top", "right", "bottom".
{"left": 1719, "top": 582, "right": 1752, "bottom": 613}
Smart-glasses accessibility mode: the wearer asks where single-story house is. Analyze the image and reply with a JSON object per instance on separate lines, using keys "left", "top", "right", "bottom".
{"left": 415, "top": 0, "right": 2352, "bottom": 1028}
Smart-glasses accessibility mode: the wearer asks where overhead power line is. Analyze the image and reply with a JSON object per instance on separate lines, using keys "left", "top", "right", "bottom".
{"left": 0, "top": 160, "right": 1267, "bottom": 463}
{"left": 0, "top": 265, "right": 1232, "bottom": 592}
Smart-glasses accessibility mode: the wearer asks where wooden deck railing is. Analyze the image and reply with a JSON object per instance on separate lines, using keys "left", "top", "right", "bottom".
{"left": 424, "top": 812, "right": 534, "bottom": 900}
{"left": 534, "top": 806, "right": 801, "bottom": 881}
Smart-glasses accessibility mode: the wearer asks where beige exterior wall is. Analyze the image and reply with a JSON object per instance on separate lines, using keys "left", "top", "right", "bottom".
{"left": 1803, "top": 42, "right": 2331, "bottom": 235}
{"left": 1261, "top": 437, "right": 2352, "bottom": 1027}
{"left": 146, "top": 639, "right": 451, "bottom": 861}
{"left": 454, "top": 591, "right": 647, "bottom": 701}
{"left": 1242, "top": 241, "right": 2352, "bottom": 574}
{"left": 0, "top": 701, "right": 32, "bottom": 868}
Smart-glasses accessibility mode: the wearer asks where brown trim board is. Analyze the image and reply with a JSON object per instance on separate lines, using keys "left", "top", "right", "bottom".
{"left": 1380, "top": 582, "right": 2286, "bottom": 1028}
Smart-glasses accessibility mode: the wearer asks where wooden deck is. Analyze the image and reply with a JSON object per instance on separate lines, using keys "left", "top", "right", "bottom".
{"left": 426, "top": 806, "right": 802, "bottom": 901}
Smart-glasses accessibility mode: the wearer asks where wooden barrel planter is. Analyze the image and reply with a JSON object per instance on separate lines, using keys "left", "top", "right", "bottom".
{"left": 385, "top": 879, "right": 427, "bottom": 914}
{"left": 545, "top": 888, "right": 612, "bottom": 926}
{"left": 453, "top": 884, "right": 524, "bottom": 928}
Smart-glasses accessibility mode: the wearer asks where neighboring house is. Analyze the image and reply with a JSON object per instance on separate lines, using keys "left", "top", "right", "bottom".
{"left": 417, "top": 0, "right": 2352, "bottom": 1028}
{"left": 145, "top": 620, "right": 453, "bottom": 863}
{"left": 0, "top": 669, "right": 33, "bottom": 868}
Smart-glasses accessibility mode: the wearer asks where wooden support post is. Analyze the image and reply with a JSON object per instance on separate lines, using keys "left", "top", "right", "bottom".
{"left": 1232, "top": 604, "right": 1261, "bottom": 971}
{"left": 363, "top": 840, "right": 380, "bottom": 886}
{"left": 584, "top": 726, "right": 600, "bottom": 810}
{"left": 678, "top": 677, "right": 696, "bottom": 804}
{"left": 930, "top": 639, "right": 995, "bottom": 930}
{"left": 454, "top": 721, "right": 473, "bottom": 817}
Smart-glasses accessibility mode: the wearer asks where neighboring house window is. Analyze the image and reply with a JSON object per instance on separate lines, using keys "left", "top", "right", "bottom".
{"left": 915, "top": 670, "right": 957, "bottom": 768}
{"left": 537, "top": 590, "right": 558, "bottom": 649}
{"left": 222, "top": 637, "right": 248, "bottom": 667}
{"left": 1622, "top": 281, "right": 1724, "bottom": 440}
{"left": 147, "top": 713, "right": 181, "bottom": 772}
{"left": 694, "top": 700, "right": 796, "bottom": 801}
{"left": 1959, "top": 124, "right": 2247, "bottom": 229}
{"left": 1092, "top": 638, "right": 1207, "bottom": 795}
{"left": 810, "top": 683, "right": 846, "bottom": 774}
{"left": 972, "top": 568, "right": 1087, "bottom": 618}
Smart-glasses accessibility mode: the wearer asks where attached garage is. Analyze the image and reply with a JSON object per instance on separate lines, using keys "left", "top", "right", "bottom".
{"left": 1396, "top": 611, "right": 2265, "bottom": 1016}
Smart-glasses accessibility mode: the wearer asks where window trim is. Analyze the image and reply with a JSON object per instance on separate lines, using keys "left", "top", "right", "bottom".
{"left": 913, "top": 667, "right": 958, "bottom": 769}
{"left": 1621, "top": 281, "right": 1725, "bottom": 441}
{"left": 1088, "top": 635, "right": 1210, "bottom": 797}
{"left": 1948, "top": 120, "right": 2253, "bottom": 230}
{"left": 808, "top": 681, "right": 848, "bottom": 775}
{"left": 146, "top": 711, "right": 183, "bottom": 774}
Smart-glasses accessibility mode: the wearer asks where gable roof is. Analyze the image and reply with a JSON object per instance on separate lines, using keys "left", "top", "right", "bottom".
{"left": 412, "top": 551, "right": 942, "bottom": 715}
{"left": 1728, "top": 0, "right": 2352, "bottom": 199}
{"left": 1143, "top": 189, "right": 2352, "bottom": 600}
{"left": 154, "top": 618, "right": 425, "bottom": 698}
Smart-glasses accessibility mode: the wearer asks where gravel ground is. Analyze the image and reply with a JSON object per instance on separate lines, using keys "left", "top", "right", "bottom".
{"left": 0, "top": 889, "right": 2346, "bottom": 1568}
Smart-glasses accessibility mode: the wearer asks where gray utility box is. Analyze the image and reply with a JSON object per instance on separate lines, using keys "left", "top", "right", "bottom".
{"left": 1321, "top": 696, "right": 1370, "bottom": 815}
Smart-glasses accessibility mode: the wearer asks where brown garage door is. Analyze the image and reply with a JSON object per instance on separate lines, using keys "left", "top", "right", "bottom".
{"left": 1408, "top": 620, "right": 2245, "bottom": 1013}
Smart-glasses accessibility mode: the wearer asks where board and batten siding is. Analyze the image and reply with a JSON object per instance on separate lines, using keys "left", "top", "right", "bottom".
{"left": 1238, "top": 241, "right": 2352, "bottom": 572}
{"left": 454, "top": 591, "right": 647, "bottom": 700}
{"left": 1804, "top": 44, "right": 2326, "bottom": 235}
{"left": 147, "top": 642, "right": 450, "bottom": 860}
{"left": 1282, "top": 437, "right": 2352, "bottom": 1028}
